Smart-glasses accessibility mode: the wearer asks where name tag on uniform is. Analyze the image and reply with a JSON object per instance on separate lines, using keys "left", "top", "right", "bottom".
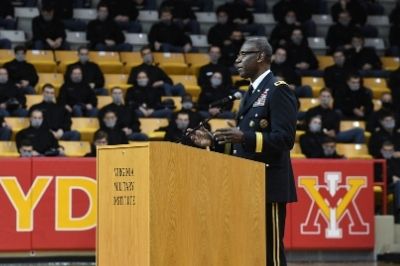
{"left": 253, "top": 89, "right": 269, "bottom": 107}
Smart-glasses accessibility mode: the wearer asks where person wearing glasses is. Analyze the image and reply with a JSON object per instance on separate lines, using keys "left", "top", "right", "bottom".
{"left": 189, "top": 37, "right": 298, "bottom": 266}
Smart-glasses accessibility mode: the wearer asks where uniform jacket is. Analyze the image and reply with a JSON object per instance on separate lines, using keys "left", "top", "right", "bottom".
{"left": 232, "top": 72, "right": 298, "bottom": 203}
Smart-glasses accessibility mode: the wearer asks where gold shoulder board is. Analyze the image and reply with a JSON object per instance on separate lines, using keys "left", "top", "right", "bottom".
{"left": 274, "top": 81, "right": 288, "bottom": 86}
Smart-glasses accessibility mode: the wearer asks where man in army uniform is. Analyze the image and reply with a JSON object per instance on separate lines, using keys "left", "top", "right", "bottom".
{"left": 190, "top": 37, "right": 298, "bottom": 266}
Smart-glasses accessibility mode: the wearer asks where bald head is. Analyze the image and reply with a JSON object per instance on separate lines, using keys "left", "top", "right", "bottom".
{"left": 235, "top": 37, "right": 273, "bottom": 81}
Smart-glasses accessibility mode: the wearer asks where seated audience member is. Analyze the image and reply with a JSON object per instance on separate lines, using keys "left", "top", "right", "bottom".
{"left": 65, "top": 46, "right": 107, "bottom": 96}
{"left": 220, "top": 29, "right": 245, "bottom": 72}
{"left": 4, "top": 46, "right": 38, "bottom": 95}
{"left": 99, "top": 87, "right": 148, "bottom": 141}
{"left": 0, "top": 0, "right": 16, "bottom": 29}
{"left": 164, "top": 111, "right": 195, "bottom": 145}
{"left": 388, "top": 64, "right": 400, "bottom": 114}
{"left": 326, "top": 10, "right": 360, "bottom": 53}
{"left": 389, "top": 1, "right": 400, "bottom": 56}
{"left": 32, "top": 4, "right": 69, "bottom": 50}
{"left": 198, "top": 46, "right": 232, "bottom": 91}
{"left": 285, "top": 27, "right": 318, "bottom": 74}
{"left": 379, "top": 141, "right": 400, "bottom": 223}
{"left": 320, "top": 136, "right": 345, "bottom": 159}
{"left": 334, "top": 73, "right": 373, "bottom": 120}
{"left": 270, "top": 10, "right": 303, "bottom": 48}
{"left": 128, "top": 46, "right": 185, "bottom": 96}
{"left": 0, "top": 115, "right": 11, "bottom": 140}
{"left": 218, "top": 0, "right": 265, "bottom": 36}
{"left": 345, "top": 34, "right": 382, "bottom": 73}
{"left": 331, "top": 0, "right": 367, "bottom": 27}
{"left": 180, "top": 94, "right": 203, "bottom": 127}
{"left": 300, "top": 115, "right": 325, "bottom": 158}
{"left": 86, "top": 2, "right": 133, "bottom": 51}
{"left": 107, "top": 0, "right": 142, "bottom": 33}
{"left": 198, "top": 72, "right": 235, "bottom": 119}
{"left": 16, "top": 109, "right": 63, "bottom": 156}
{"left": 305, "top": 88, "right": 365, "bottom": 143}
{"left": 85, "top": 130, "right": 108, "bottom": 157}
{"left": 148, "top": 7, "right": 193, "bottom": 53}
{"left": 125, "top": 71, "right": 173, "bottom": 119}
{"left": 0, "top": 67, "right": 27, "bottom": 117}
{"left": 58, "top": 66, "right": 98, "bottom": 117}
{"left": 18, "top": 139, "right": 37, "bottom": 157}
{"left": 369, "top": 112, "right": 400, "bottom": 158}
{"left": 271, "top": 47, "right": 312, "bottom": 98}
{"left": 323, "top": 49, "right": 352, "bottom": 96}
{"left": 96, "top": 110, "right": 128, "bottom": 145}
{"left": 160, "top": 0, "right": 200, "bottom": 34}
{"left": 30, "top": 84, "right": 80, "bottom": 141}
{"left": 42, "top": 0, "right": 87, "bottom": 31}
{"left": 207, "top": 7, "right": 235, "bottom": 47}
{"left": 367, "top": 92, "right": 399, "bottom": 132}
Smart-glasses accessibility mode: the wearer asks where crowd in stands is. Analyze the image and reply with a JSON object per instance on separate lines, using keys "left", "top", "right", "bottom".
{"left": 0, "top": 0, "right": 400, "bottom": 219}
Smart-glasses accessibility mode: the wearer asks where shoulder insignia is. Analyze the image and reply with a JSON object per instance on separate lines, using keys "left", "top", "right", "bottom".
{"left": 274, "top": 81, "right": 288, "bottom": 86}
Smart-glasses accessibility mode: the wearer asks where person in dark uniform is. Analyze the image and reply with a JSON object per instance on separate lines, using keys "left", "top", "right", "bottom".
{"left": 190, "top": 37, "right": 297, "bottom": 266}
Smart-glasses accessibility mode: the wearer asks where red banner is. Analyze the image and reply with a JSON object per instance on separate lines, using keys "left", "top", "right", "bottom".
{"left": 0, "top": 158, "right": 375, "bottom": 252}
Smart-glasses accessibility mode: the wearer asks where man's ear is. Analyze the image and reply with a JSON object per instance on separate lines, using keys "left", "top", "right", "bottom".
{"left": 257, "top": 52, "right": 265, "bottom": 63}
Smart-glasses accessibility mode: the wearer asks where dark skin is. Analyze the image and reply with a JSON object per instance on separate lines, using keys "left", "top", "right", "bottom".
{"left": 189, "top": 40, "right": 271, "bottom": 147}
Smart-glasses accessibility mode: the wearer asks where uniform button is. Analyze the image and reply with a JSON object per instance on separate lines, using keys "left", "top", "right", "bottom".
{"left": 240, "top": 116, "right": 243, "bottom": 120}
{"left": 255, "top": 113, "right": 258, "bottom": 117}
{"left": 238, "top": 126, "right": 240, "bottom": 130}
{"left": 233, "top": 150, "right": 237, "bottom": 154}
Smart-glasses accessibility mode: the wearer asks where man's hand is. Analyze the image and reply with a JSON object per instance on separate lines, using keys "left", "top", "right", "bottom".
{"left": 183, "top": 43, "right": 192, "bottom": 53}
{"left": 393, "top": 175, "right": 400, "bottom": 183}
{"left": 214, "top": 121, "right": 243, "bottom": 144}
{"left": 208, "top": 107, "right": 220, "bottom": 117}
{"left": 353, "top": 107, "right": 364, "bottom": 117}
{"left": 323, "top": 129, "right": 336, "bottom": 138}
{"left": 65, "top": 105, "right": 73, "bottom": 113}
{"left": 188, "top": 126, "right": 213, "bottom": 147}
{"left": 122, "top": 127, "right": 133, "bottom": 136}
{"left": 0, "top": 103, "right": 7, "bottom": 109}
{"left": 154, "top": 41, "right": 161, "bottom": 51}
{"left": 51, "top": 129, "right": 64, "bottom": 140}
{"left": 152, "top": 81, "right": 164, "bottom": 88}
{"left": 105, "top": 39, "right": 116, "bottom": 46}
{"left": 296, "top": 62, "right": 310, "bottom": 70}
{"left": 86, "top": 104, "right": 93, "bottom": 110}
{"left": 20, "top": 80, "right": 30, "bottom": 88}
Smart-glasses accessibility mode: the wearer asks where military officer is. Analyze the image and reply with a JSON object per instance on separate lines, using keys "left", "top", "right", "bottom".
{"left": 190, "top": 37, "right": 298, "bottom": 266}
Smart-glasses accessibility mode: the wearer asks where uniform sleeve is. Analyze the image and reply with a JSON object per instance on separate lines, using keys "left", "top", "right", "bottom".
{"left": 242, "top": 84, "right": 297, "bottom": 153}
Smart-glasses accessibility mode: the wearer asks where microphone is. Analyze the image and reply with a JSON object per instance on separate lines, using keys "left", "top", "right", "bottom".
{"left": 209, "top": 92, "right": 242, "bottom": 108}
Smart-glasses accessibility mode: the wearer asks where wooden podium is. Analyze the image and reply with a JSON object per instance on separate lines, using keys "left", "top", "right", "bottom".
{"left": 97, "top": 142, "right": 266, "bottom": 266}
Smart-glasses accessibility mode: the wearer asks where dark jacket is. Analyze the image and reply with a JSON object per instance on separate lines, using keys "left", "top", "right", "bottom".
{"left": 323, "top": 64, "right": 352, "bottom": 95}
{"left": 197, "top": 85, "right": 234, "bottom": 112}
{"left": 95, "top": 127, "right": 128, "bottom": 145}
{"left": 387, "top": 68, "right": 400, "bottom": 114}
{"left": 32, "top": 15, "right": 66, "bottom": 42}
{"left": 305, "top": 105, "right": 341, "bottom": 133}
{"left": 0, "top": 82, "right": 26, "bottom": 110}
{"left": 368, "top": 127, "right": 400, "bottom": 158}
{"left": 285, "top": 41, "right": 318, "bottom": 70}
{"left": 271, "top": 61, "right": 301, "bottom": 86}
{"left": 86, "top": 19, "right": 125, "bottom": 48}
{"left": 148, "top": 21, "right": 191, "bottom": 49}
{"left": 16, "top": 125, "right": 59, "bottom": 154}
{"left": 331, "top": 0, "right": 367, "bottom": 25}
{"left": 0, "top": 0, "right": 13, "bottom": 18}
{"left": 232, "top": 72, "right": 297, "bottom": 202}
{"left": 345, "top": 46, "right": 382, "bottom": 70}
{"left": 299, "top": 131, "right": 325, "bottom": 158}
{"left": 65, "top": 61, "right": 105, "bottom": 89}
{"left": 98, "top": 103, "right": 141, "bottom": 132}
{"left": 125, "top": 85, "right": 163, "bottom": 110}
{"left": 128, "top": 63, "right": 172, "bottom": 87}
{"left": 164, "top": 123, "right": 195, "bottom": 146}
{"left": 197, "top": 63, "right": 232, "bottom": 89}
{"left": 207, "top": 23, "right": 235, "bottom": 48}
{"left": 107, "top": 0, "right": 139, "bottom": 20}
{"left": 4, "top": 59, "right": 39, "bottom": 87}
{"left": 334, "top": 85, "right": 373, "bottom": 120}
{"left": 273, "top": 0, "right": 312, "bottom": 23}
{"left": 160, "top": 0, "right": 196, "bottom": 20}
{"left": 29, "top": 101, "right": 73, "bottom": 131}
{"left": 58, "top": 82, "right": 98, "bottom": 108}
{"left": 326, "top": 23, "right": 360, "bottom": 52}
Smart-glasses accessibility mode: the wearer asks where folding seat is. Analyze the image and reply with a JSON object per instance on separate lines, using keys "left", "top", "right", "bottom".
{"left": 364, "top": 38, "right": 385, "bottom": 55}
{"left": 97, "top": 96, "right": 113, "bottom": 109}
{"left": 14, "top": 7, "right": 39, "bottom": 38}
{"left": 381, "top": 57, "right": 399, "bottom": 71}
{"left": 195, "top": 12, "right": 217, "bottom": 34}
{"left": 301, "top": 77, "right": 325, "bottom": 96}
{"left": 104, "top": 74, "right": 130, "bottom": 91}
{"left": 340, "top": 120, "right": 371, "bottom": 141}
{"left": 372, "top": 99, "right": 382, "bottom": 111}
{"left": 363, "top": 77, "right": 391, "bottom": 99}
{"left": 190, "top": 35, "right": 209, "bottom": 52}
{"left": 312, "top": 14, "right": 333, "bottom": 37}
{"left": 307, "top": 37, "right": 327, "bottom": 55}
{"left": 317, "top": 55, "right": 334, "bottom": 70}
{"left": 208, "top": 119, "right": 236, "bottom": 132}
{"left": 59, "top": 141, "right": 91, "bottom": 157}
{"left": 73, "top": 8, "right": 97, "bottom": 21}
{"left": 0, "top": 30, "right": 26, "bottom": 45}
{"left": 0, "top": 141, "right": 19, "bottom": 157}
{"left": 170, "top": 75, "right": 201, "bottom": 99}
{"left": 185, "top": 53, "right": 209, "bottom": 75}
{"left": 137, "top": 10, "right": 158, "bottom": 33}
{"left": 138, "top": 118, "right": 169, "bottom": 139}
{"left": 4, "top": 117, "right": 29, "bottom": 139}
{"left": 36, "top": 73, "right": 64, "bottom": 95}
{"left": 26, "top": 95, "right": 43, "bottom": 109}
{"left": 298, "top": 98, "right": 320, "bottom": 112}
{"left": 124, "top": 33, "right": 149, "bottom": 50}
{"left": 291, "top": 142, "right": 305, "bottom": 158}
{"left": 89, "top": 51, "right": 123, "bottom": 74}
{"left": 26, "top": 50, "right": 57, "bottom": 73}
{"left": 71, "top": 118, "right": 100, "bottom": 141}
{"left": 120, "top": 52, "right": 142, "bottom": 74}
{"left": 0, "top": 49, "right": 14, "bottom": 66}
{"left": 336, "top": 143, "right": 372, "bottom": 159}
{"left": 66, "top": 31, "right": 88, "bottom": 50}
{"left": 55, "top": 50, "right": 79, "bottom": 73}
{"left": 253, "top": 14, "right": 276, "bottom": 35}
{"left": 367, "top": 16, "right": 389, "bottom": 39}
{"left": 153, "top": 52, "right": 187, "bottom": 75}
